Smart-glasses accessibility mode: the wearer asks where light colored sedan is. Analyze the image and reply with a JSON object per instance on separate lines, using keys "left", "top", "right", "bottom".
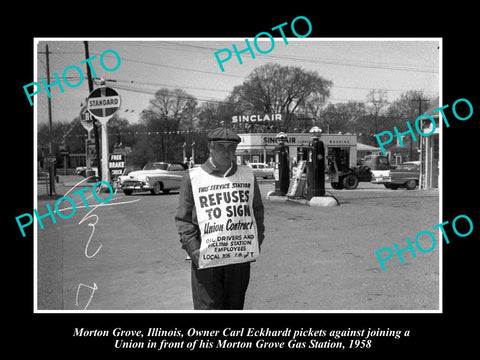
{"left": 120, "top": 162, "right": 187, "bottom": 195}
{"left": 371, "top": 161, "right": 420, "bottom": 190}
{"left": 247, "top": 162, "right": 274, "bottom": 179}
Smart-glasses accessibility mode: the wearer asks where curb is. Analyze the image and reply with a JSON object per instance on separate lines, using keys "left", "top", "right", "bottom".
{"left": 266, "top": 191, "right": 339, "bottom": 207}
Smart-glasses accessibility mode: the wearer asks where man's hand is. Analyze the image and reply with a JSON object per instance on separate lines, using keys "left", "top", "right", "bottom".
{"left": 190, "top": 249, "right": 200, "bottom": 268}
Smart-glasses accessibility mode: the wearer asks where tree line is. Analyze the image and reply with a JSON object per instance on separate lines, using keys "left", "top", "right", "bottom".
{"left": 38, "top": 62, "right": 438, "bottom": 168}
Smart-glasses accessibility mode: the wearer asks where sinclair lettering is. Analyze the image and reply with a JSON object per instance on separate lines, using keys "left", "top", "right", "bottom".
{"left": 263, "top": 136, "right": 297, "bottom": 144}
{"left": 232, "top": 113, "right": 282, "bottom": 123}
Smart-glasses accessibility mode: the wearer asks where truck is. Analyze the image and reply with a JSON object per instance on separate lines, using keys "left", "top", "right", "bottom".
{"left": 327, "top": 154, "right": 396, "bottom": 190}
{"left": 327, "top": 157, "right": 372, "bottom": 190}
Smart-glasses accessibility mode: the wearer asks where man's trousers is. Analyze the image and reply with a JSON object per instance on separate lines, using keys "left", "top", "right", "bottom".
{"left": 191, "top": 262, "right": 251, "bottom": 310}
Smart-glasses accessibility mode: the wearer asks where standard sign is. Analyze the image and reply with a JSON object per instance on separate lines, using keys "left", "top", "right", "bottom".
{"left": 89, "top": 96, "right": 119, "bottom": 109}
{"left": 87, "top": 87, "right": 121, "bottom": 122}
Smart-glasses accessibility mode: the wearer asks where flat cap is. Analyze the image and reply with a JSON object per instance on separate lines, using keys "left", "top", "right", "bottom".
{"left": 207, "top": 127, "right": 241, "bottom": 143}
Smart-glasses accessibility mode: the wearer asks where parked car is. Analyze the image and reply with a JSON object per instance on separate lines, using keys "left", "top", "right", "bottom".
{"left": 371, "top": 161, "right": 420, "bottom": 190}
{"left": 120, "top": 162, "right": 187, "bottom": 195}
{"left": 362, "top": 154, "right": 396, "bottom": 170}
{"left": 75, "top": 166, "right": 87, "bottom": 177}
{"left": 247, "top": 162, "right": 274, "bottom": 179}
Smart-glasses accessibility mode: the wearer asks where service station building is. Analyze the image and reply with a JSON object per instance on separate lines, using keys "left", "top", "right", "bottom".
{"left": 236, "top": 132, "right": 358, "bottom": 169}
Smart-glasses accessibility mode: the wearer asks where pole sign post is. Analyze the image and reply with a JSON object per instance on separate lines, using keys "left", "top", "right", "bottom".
{"left": 87, "top": 85, "right": 121, "bottom": 184}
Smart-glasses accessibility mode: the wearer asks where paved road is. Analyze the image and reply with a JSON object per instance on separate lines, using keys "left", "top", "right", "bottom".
{"left": 36, "top": 177, "right": 439, "bottom": 311}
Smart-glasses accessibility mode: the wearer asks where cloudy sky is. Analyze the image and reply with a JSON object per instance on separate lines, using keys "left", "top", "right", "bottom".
{"left": 33, "top": 38, "right": 440, "bottom": 125}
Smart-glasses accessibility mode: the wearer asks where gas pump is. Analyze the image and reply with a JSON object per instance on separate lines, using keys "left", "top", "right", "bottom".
{"left": 306, "top": 127, "right": 325, "bottom": 199}
{"left": 272, "top": 132, "right": 290, "bottom": 196}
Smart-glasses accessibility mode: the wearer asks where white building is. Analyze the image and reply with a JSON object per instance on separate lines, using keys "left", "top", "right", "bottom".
{"left": 236, "top": 133, "right": 357, "bottom": 168}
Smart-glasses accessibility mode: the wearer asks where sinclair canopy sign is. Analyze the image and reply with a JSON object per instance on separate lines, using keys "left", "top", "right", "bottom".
{"left": 232, "top": 113, "right": 282, "bottom": 123}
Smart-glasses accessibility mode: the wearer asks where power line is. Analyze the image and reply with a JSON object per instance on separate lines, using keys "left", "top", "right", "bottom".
{"left": 152, "top": 41, "right": 439, "bottom": 74}
{"left": 110, "top": 78, "right": 231, "bottom": 94}
{"left": 111, "top": 83, "right": 232, "bottom": 105}
{"left": 111, "top": 82, "right": 379, "bottom": 109}
{"left": 37, "top": 72, "right": 438, "bottom": 97}
{"left": 111, "top": 80, "right": 436, "bottom": 105}
{"left": 37, "top": 48, "right": 438, "bottom": 93}
{"left": 118, "top": 55, "right": 245, "bottom": 78}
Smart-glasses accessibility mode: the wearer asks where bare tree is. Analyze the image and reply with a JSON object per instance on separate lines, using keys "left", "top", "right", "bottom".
{"left": 319, "top": 101, "right": 367, "bottom": 134}
{"left": 226, "top": 63, "right": 332, "bottom": 131}
{"left": 140, "top": 88, "right": 197, "bottom": 161}
{"left": 386, "top": 90, "right": 436, "bottom": 129}
{"left": 365, "top": 89, "right": 389, "bottom": 135}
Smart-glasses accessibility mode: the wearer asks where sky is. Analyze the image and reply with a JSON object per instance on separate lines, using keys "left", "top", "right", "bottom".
{"left": 33, "top": 38, "right": 440, "bottom": 126}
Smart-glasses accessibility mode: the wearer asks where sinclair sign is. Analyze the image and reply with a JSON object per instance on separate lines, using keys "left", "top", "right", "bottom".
{"left": 232, "top": 113, "right": 282, "bottom": 123}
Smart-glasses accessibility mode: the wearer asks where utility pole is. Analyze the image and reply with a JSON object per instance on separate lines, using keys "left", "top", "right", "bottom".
{"left": 45, "top": 44, "right": 56, "bottom": 195}
{"left": 84, "top": 41, "right": 102, "bottom": 180}
{"left": 411, "top": 97, "right": 429, "bottom": 161}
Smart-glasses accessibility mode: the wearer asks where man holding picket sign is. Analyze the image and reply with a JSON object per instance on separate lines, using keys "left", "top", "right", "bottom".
{"left": 175, "top": 127, "right": 265, "bottom": 310}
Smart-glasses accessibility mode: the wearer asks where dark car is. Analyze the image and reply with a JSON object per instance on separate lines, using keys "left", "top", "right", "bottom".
{"left": 371, "top": 161, "right": 420, "bottom": 190}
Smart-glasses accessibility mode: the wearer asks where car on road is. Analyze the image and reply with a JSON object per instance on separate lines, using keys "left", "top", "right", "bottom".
{"left": 120, "top": 162, "right": 187, "bottom": 195}
{"left": 75, "top": 166, "right": 87, "bottom": 177}
{"left": 247, "top": 162, "right": 274, "bottom": 179}
{"left": 362, "top": 154, "right": 396, "bottom": 170}
{"left": 371, "top": 161, "right": 420, "bottom": 190}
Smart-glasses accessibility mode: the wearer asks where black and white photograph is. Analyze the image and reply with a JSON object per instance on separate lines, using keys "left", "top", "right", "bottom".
{"left": 32, "top": 37, "right": 442, "bottom": 312}
{"left": 9, "top": 8, "right": 478, "bottom": 356}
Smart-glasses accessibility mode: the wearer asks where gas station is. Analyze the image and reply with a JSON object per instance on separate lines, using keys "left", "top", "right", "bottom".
{"left": 236, "top": 132, "right": 357, "bottom": 169}
{"left": 232, "top": 111, "right": 358, "bottom": 205}
{"left": 262, "top": 127, "right": 340, "bottom": 206}
{"left": 235, "top": 125, "right": 356, "bottom": 205}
